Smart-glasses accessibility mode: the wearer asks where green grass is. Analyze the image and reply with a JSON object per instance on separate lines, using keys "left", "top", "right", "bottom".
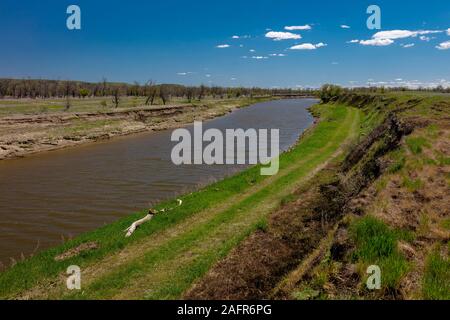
{"left": 422, "top": 247, "right": 450, "bottom": 300}
{"left": 425, "top": 124, "right": 439, "bottom": 139}
{"left": 406, "top": 137, "right": 429, "bottom": 155}
{"left": 401, "top": 176, "right": 424, "bottom": 192}
{"left": 441, "top": 219, "right": 450, "bottom": 231}
{"left": 350, "top": 216, "right": 409, "bottom": 290}
{"left": 0, "top": 103, "right": 361, "bottom": 299}
{"left": 435, "top": 151, "right": 450, "bottom": 166}
{"left": 60, "top": 119, "right": 120, "bottom": 135}
{"left": 351, "top": 216, "right": 397, "bottom": 261}
{"left": 387, "top": 149, "right": 406, "bottom": 173}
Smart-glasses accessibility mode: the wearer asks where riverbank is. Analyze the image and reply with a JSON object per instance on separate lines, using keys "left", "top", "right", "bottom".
{"left": 0, "top": 92, "right": 447, "bottom": 300}
{"left": 0, "top": 98, "right": 315, "bottom": 269}
{"left": 0, "top": 99, "right": 361, "bottom": 299}
{"left": 0, "top": 96, "right": 274, "bottom": 160}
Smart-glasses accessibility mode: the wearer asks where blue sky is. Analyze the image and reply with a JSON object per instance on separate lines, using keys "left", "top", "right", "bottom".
{"left": 0, "top": 0, "right": 449, "bottom": 88}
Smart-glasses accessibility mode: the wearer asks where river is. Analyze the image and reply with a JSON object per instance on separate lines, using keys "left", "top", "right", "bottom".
{"left": 0, "top": 98, "right": 317, "bottom": 267}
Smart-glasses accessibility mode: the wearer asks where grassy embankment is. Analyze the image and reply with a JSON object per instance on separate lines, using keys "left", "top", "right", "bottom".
{"left": 275, "top": 92, "right": 449, "bottom": 300}
{"left": 0, "top": 102, "right": 361, "bottom": 299}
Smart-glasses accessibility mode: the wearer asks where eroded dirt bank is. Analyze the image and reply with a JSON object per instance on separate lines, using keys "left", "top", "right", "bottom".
{"left": 0, "top": 98, "right": 270, "bottom": 160}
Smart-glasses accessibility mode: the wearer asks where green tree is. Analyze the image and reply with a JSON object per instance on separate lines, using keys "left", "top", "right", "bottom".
{"left": 319, "top": 84, "right": 343, "bottom": 103}
{"left": 79, "top": 88, "right": 90, "bottom": 98}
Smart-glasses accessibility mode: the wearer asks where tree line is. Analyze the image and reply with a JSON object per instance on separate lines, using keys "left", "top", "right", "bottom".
{"left": 319, "top": 83, "right": 450, "bottom": 103}
{"left": 0, "top": 78, "right": 314, "bottom": 103}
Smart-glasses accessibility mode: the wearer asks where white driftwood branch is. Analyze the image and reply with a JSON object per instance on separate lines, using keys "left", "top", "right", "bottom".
{"left": 124, "top": 199, "right": 183, "bottom": 237}
{"left": 125, "top": 210, "right": 155, "bottom": 237}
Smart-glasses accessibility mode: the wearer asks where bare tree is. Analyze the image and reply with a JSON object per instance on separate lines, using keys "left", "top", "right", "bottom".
{"left": 102, "top": 77, "right": 108, "bottom": 96}
{"left": 198, "top": 84, "right": 206, "bottom": 101}
{"left": 186, "top": 87, "right": 195, "bottom": 102}
{"left": 145, "top": 80, "right": 157, "bottom": 105}
{"left": 159, "top": 85, "right": 168, "bottom": 105}
{"left": 64, "top": 81, "right": 72, "bottom": 111}
{"left": 112, "top": 87, "right": 120, "bottom": 108}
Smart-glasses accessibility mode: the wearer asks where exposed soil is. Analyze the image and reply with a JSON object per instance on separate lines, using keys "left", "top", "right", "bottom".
{"left": 0, "top": 101, "right": 249, "bottom": 160}
{"left": 54, "top": 242, "right": 99, "bottom": 261}
{"left": 184, "top": 165, "right": 343, "bottom": 299}
{"left": 285, "top": 102, "right": 450, "bottom": 300}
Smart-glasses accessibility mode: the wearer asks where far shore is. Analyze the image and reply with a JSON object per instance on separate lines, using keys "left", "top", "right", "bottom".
{"left": 0, "top": 96, "right": 277, "bottom": 160}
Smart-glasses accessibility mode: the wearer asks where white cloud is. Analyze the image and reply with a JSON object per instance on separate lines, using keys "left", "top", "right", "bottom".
{"left": 436, "top": 40, "right": 450, "bottom": 50}
{"left": 347, "top": 39, "right": 360, "bottom": 43}
{"left": 290, "top": 42, "right": 327, "bottom": 50}
{"left": 252, "top": 56, "right": 268, "bottom": 59}
{"left": 372, "top": 29, "right": 442, "bottom": 40}
{"left": 372, "top": 30, "right": 415, "bottom": 40}
{"left": 269, "top": 53, "right": 286, "bottom": 57}
{"left": 357, "top": 29, "right": 445, "bottom": 48}
{"left": 447, "top": 28, "right": 450, "bottom": 36}
{"left": 177, "top": 72, "right": 188, "bottom": 76}
{"left": 249, "top": 49, "right": 255, "bottom": 52}
{"left": 205, "top": 74, "right": 211, "bottom": 78}
{"left": 232, "top": 35, "right": 250, "bottom": 39}
{"left": 340, "top": 25, "right": 351, "bottom": 29}
{"left": 285, "top": 25, "right": 312, "bottom": 31}
{"left": 290, "top": 43, "right": 316, "bottom": 50}
{"left": 331, "top": 62, "right": 339, "bottom": 65}
{"left": 359, "top": 38, "right": 394, "bottom": 46}
{"left": 216, "top": 44, "right": 230, "bottom": 48}
{"left": 265, "top": 31, "right": 301, "bottom": 41}
{"left": 401, "top": 43, "right": 415, "bottom": 48}
{"left": 366, "top": 79, "right": 450, "bottom": 89}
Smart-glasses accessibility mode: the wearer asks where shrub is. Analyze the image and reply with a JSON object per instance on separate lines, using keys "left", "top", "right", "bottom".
{"left": 319, "top": 84, "right": 343, "bottom": 103}
{"left": 79, "top": 88, "right": 90, "bottom": 98}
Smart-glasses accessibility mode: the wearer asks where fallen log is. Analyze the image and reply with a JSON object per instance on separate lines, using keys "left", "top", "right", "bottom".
{"left": 125, "top": 209, "right": 156, "bottom": 237}
{"left": 124, "top": 199, "right": 183, "bottom": 237}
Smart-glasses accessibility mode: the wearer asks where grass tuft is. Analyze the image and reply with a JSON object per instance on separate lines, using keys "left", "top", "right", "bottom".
{"left": 406, "top": 136, "right": 429, "bottom": 155}
{"left": 350, "top": 216, "right": 409, "bottom": 290}
{"left": 422, "top": 247, "right": 450, "bottom": 300}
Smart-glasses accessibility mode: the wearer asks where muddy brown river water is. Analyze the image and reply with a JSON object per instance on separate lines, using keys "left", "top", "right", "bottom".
{"left": 0, "top": 99, "right": 317, "bottom": 267}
